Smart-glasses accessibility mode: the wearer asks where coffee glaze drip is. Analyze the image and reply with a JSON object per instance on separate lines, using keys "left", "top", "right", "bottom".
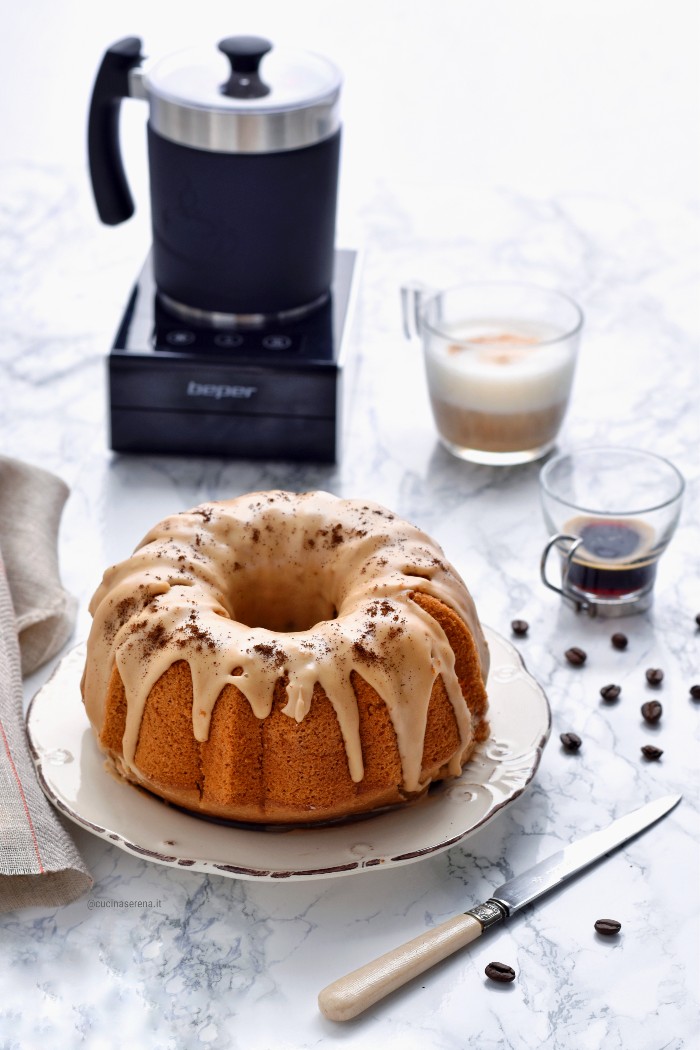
{"left": 82, "top": 491, "right": 490, "bottom": 795}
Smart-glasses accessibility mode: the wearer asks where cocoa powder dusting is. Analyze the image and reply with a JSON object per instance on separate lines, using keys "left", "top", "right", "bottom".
{"left": 352, "top": 641, "right": 382, "bottom": 665}
{"left": 192, "top": 507, "right": 213, "bottom": 524}
{"left": 252, "top": 642, "right": 287, "bottom": 669}
{"left": 139, "top": 621, "right": 170, "bottom": 657}
{"left": 175, "top": 614, "right": 217, "bottom": 653}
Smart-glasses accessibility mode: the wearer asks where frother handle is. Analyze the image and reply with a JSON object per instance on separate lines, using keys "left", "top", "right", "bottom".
{"left": 318, "top": 912, "right": 483, "bottom": 1022}
{"left": 87, "top": 37, "right": 143, "bottom": 225}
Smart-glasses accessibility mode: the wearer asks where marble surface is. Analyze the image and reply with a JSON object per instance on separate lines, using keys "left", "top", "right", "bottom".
{"left": 1, "top": 3, "right": 699, "bottom": 1048}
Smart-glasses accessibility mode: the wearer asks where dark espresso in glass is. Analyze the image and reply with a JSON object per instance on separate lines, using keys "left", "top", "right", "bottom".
{"left": 563, "top": 516, "right": 657, "bottom": 597}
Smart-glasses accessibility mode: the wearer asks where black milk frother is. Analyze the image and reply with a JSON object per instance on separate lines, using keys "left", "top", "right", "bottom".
{"left": 88, "top": 35, "right": 342, "bottom": 325}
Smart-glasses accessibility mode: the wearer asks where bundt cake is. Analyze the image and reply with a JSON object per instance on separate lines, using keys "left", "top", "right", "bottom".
{"left": 81, "top": 491, "right": 490, "bottom": 824}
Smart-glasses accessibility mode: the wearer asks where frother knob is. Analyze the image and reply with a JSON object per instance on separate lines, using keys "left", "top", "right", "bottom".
{"left": 218, "top": 36, "right": 272, "bottom": 98}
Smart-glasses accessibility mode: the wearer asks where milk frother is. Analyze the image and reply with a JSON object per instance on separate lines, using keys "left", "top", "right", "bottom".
{"left": 88, "top": 35, "right": 343, "bottom": 325}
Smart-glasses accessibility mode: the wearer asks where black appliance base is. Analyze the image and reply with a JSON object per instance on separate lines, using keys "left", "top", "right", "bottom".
{"left": 108, "top": 249, "right": 358, "bottom": 463}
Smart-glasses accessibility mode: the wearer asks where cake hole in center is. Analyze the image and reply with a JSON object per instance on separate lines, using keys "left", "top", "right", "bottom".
{"left": 229, "top": 573, "right": 338, "bottom": 633}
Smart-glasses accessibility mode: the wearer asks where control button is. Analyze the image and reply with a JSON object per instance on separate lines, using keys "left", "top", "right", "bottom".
{"left": 165, "top": 330, "right": 196, "bottom": 346}
{"left": 214, "top": 332, "right": 245, "bottom": 349}
{"left": 262, "top": 334, "right": 293, "bottom": 350}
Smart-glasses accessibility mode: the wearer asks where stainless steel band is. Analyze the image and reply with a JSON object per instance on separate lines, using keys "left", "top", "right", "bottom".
{"left": 158, "top": 289, "right": 331, "bottom": 330}
{"left": 129, "top": 67, "right": 341, "bottom": 154}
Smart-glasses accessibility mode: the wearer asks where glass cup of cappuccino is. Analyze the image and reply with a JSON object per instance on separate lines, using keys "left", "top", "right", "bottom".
{"left": 539, "top": 447, "right": 685, "bottom": 617}
{"left": 401, "top": 281, "right": 584, "bottom": 465}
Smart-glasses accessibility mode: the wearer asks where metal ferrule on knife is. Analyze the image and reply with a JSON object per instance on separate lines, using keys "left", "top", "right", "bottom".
{"left": 465, "top": 899, "right": 509, "bottom": 929}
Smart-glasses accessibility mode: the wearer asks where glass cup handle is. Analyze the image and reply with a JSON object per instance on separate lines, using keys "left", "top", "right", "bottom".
{"left": 400, "top": 282, "right": 432, "bottom": 340}
{"left": 540, "top": 533, "right": 592, "bottom": 613}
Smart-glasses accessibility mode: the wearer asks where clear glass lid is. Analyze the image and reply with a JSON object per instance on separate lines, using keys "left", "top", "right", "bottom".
{"left": 145, "top": 37, "right": 342, "bottom": 114}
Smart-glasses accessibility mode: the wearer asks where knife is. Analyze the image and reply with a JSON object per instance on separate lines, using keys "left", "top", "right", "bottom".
{"left": 318, "top": 793, "right": 681, "bottom": 1021}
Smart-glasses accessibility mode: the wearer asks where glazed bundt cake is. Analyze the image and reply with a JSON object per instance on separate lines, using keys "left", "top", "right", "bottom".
{"left": 81, "top": 491, "right": 490, "bottom": 824}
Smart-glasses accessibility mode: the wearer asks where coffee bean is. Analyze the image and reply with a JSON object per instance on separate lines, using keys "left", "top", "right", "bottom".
{"left": 641, "top": 744, "right": 663, "bottom": 760}
{"left": 600, "top": 684, "right": 621, "bottom": 702}
{"left": 641, "top": 700, "right": 663, "bottom": 723}
{"left": 695, "top": 613, "right": 700, "bottom": 628}
{"left": 560, "top": 732, "right": 582, "bottom": 752}
{"left": 594, "top": 919, "right": 622, "bottom": 935}
{"left": 611, "top": 632, "right": 628, "bottom": 650}
{"left": 485, "top": 961, "right": 516, "bottom": 983}
{"left": 690, "top": 684, "right": 700, "bottom": 700}
{"left": 645, "top": 668, "right": 664, "bottom": 686}
{"left": 565, "top": 647, "right": 587, "bottom": 666}
{"left": 511, "top": 619, "right": 529, "bottom": 637}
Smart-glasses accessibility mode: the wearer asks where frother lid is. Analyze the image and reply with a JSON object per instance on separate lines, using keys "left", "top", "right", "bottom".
{"left": 138, "top": 36, "right": 342, "bottom": 153}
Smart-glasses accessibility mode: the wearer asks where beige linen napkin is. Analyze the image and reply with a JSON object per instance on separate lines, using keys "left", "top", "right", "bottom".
{"left": 0, "top": 455, "right": 92, "bottom": 910}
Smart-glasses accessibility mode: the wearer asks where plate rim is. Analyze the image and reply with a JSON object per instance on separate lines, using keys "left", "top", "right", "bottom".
{"left": 26, "top": 625, "right": 551, "bottom": 881}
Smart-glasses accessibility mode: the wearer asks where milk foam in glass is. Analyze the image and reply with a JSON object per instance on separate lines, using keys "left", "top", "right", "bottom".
{"left": 403, "top": 282, "right": 584, "bottom": 465}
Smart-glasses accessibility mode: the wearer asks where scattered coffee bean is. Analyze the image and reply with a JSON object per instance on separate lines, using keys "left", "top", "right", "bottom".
{"left": 511, "top": 619, "right": 529, "bottom": 637}
{"left": 641, "top": 700, "right": 663, "bottom": 724}
{"left": 485, "top": 961, "right": 516, "bottom": 984}
{"left": 695, "top": 613, "right": 700, "bottom": 628}
{"left": 565, "top": 647, "right": 587, "bottom": 666}
{"left": 645, "top": 668, "right": 664, "bottom": 686}
{"left": 594, "top": 918, "right": 622, "bottom": 936}
{"left": 600, "top": 684, "right": 621, "bottom": 702}
{"left": 690, "top": 684, "right": 700, "bottom": 700}
{"left": 560, "top": 732, "right": 582, "bottom": 752}
{"left": 641, "top": 744, "right": 663, "bottom": 761}
{"left": 611, "top": 632, "right": 628, "bottom": 650}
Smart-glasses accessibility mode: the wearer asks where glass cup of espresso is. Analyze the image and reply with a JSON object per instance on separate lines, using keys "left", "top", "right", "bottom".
{"left": 539, "top": 447, "right": 685, "bottom": 617}
{"left": 401, "top": 281, "right": 584, "bottom": 465}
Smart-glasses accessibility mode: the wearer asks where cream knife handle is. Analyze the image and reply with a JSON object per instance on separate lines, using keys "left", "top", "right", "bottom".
{"left": 318, "top": 912, "right": 483, "bottom": 1022}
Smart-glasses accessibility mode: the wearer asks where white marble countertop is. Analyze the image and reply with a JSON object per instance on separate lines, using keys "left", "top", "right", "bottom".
{"left": 1, "top": 3, "right": 699, "bottom": 1048}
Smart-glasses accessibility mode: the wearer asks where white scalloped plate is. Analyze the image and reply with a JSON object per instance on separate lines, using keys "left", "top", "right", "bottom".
{"left": 26, "top": 626, "right": 550, "bottom": 881}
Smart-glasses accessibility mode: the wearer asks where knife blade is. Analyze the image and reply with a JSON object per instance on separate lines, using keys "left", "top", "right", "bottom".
{"left": 318, "top": 794, "right": 681, "bottom": 1021}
